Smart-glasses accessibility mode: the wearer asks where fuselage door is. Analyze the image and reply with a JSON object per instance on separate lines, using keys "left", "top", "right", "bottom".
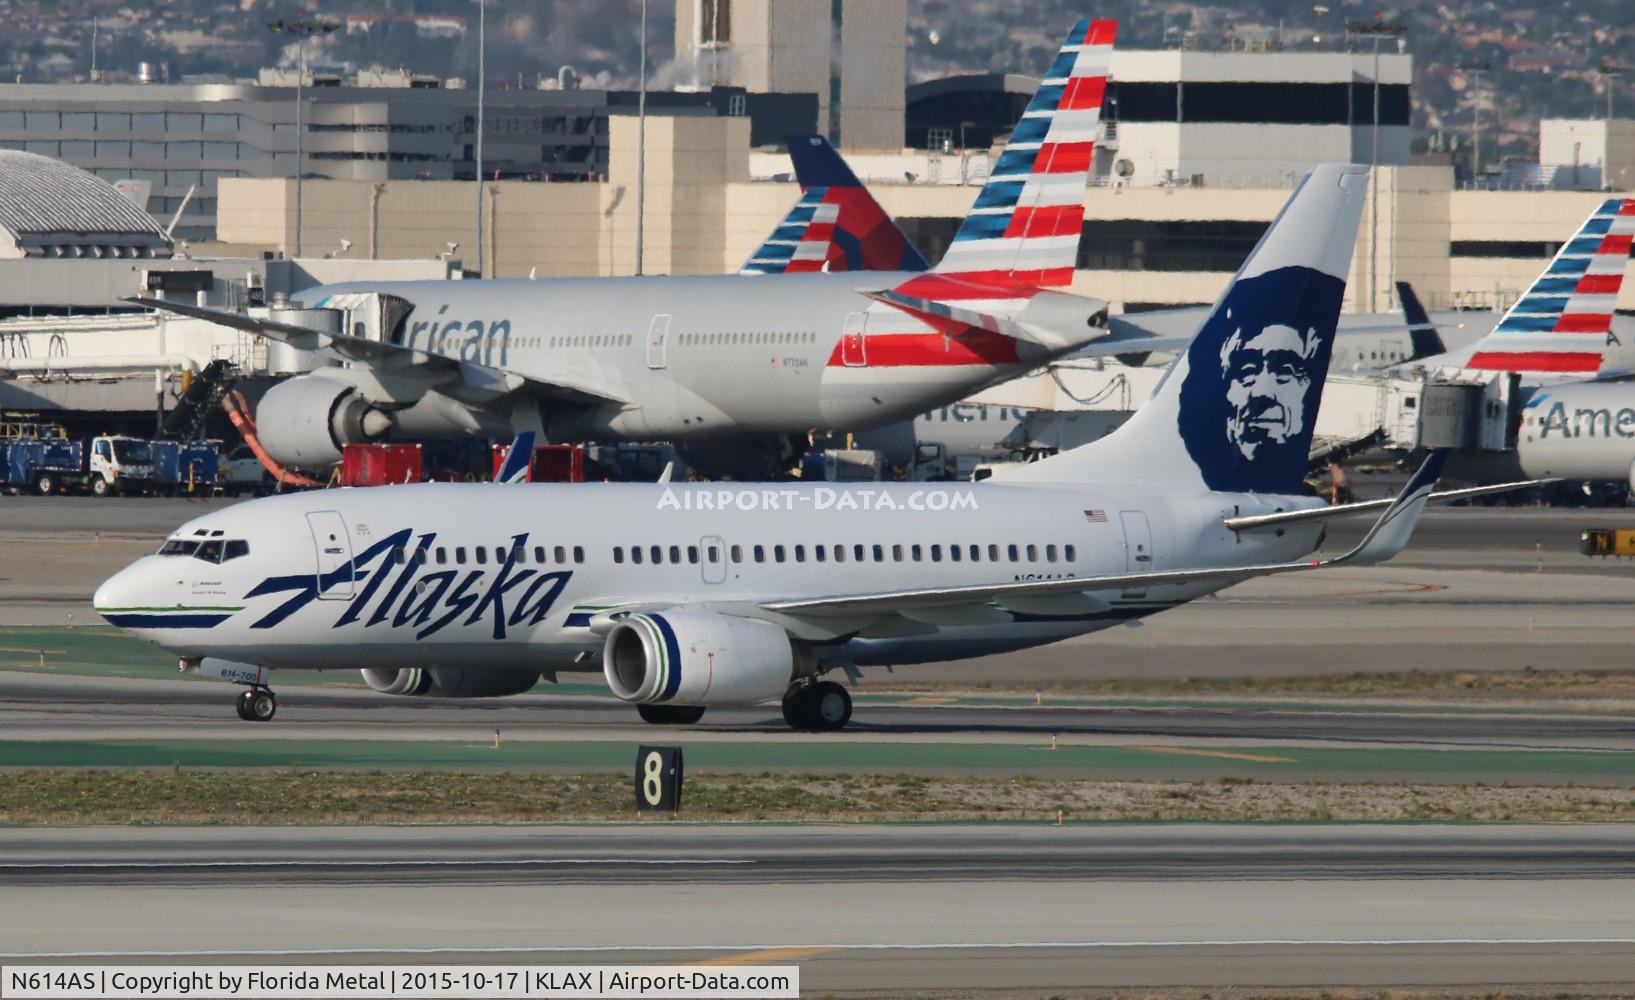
{"left": 1118, "top": 510, "right": 1153, "bottom": 599}
{"left": 841, "top": 312, "right": 867, "bottom": 367}
{"left": 700, "top": 535, "right": 727, "bottom": 585}
{"left": 646, "top": 314, "right": 672, "bottom": 370}
{"left": 306, "top": 510, "right": 356, "bottom": 601}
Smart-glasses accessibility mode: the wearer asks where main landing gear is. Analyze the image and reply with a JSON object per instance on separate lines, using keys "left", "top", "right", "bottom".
{"left": 782, "top": 680, "right": 852, "bottom": 732}
{"left": 235, "top": 686, "right": 277, "bottom": 722}
{"left": 637, "top": 704, "right": 706, "bottom": 725}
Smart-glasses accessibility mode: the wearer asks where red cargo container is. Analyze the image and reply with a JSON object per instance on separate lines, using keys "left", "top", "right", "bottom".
{"left": 488, "top": 444, "right": 585, "bottom": 483}
{"left": 341, "top": 443, "right": 423, "bottom": 487}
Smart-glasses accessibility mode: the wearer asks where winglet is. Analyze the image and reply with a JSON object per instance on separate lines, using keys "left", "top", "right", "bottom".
{"left": 495, "top": 431, "right": 536, "bottom": 484}
{"left": 1332, "top": 450, "right": 1447, "bottom": 566}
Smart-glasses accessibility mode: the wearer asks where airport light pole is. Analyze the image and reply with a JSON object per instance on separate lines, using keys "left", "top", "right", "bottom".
{"left": 1347, "top": 19, "right": 1406, "bottom": 312}
{"left": 635, "top": 0, "right": 647, "bottom": 276}
{"left": 267, "top": 17, "right": 339, "bottom": 259}
{"left": 1458, "top": 59, "right": 1490, "bottom": 178}
{"left": 1599, "top": 64, "right": 1627, "bottom": 122}
{"left": 474, "top": 0, "right": 485, "bottom": 277}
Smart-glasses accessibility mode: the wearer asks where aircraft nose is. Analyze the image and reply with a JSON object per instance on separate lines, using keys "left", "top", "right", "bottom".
{"left": 94, "top": 561, "right": 152, "bottom": 624}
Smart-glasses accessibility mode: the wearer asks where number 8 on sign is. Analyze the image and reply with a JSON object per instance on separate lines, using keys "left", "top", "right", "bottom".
{"left": 635, "top": 745, "right": 683, "bottom": 812}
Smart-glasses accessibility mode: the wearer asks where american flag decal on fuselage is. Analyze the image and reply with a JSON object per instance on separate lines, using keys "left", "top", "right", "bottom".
{"left": 1465, "top": 198, "right": 1635, "bottom": 375}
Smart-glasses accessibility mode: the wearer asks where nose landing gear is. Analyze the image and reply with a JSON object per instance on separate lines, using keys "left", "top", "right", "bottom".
{"left": 234, "top": 686, "right": 277, "bottom": 722}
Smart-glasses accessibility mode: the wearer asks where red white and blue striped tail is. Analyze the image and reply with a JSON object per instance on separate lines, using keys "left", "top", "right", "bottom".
{"left": 1465, "top": 198, "right": 1635, "bottom": 375}
{"left": 893, "top": 17, "right": 1114, "bottom": 309}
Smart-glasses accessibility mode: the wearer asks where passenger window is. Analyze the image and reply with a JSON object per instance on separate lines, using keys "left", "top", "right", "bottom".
{"left": 632, "top": 546, "right": 643, "bottom": 565}
{"left": 931, "top": 544, "right": 942, "bottom": 562}
{"left": 1065, "top": 544, "right": 1076, "bottom": 562}
{"left": 456, "top": 547, "right": 467, "bottom": 565}
{"left": 670, "top": 545, "right": 681, "bottom": 564}
{"left": 754, "top": 545, "right": 765, "bottom": 563}
{"left": 705, "top": 545, "right": 718, "bottom": 563}
{"left": 1026, "top": 544, "right": 1038, "bottom": 561}
{"left": 573, "top": 546, "right": 584, "bottom": 564}
{"left": 415, "top": 548, "right": 427, "bottom": 565}
{"left": 688, "top": 546, "right": 699, "bottom": 564}
{"left": 968, "top": 544, "right": 980, "bottom": 562}
{"left": 872, "top": 544, "right": 884, "bottom": 562}
{"left": 731, "top": 545, "right": 743, "bottom": 563}
{"left": 1007, "top": 545, "right": 1018, "bottom": 562}
{"left": 950, "top": 544, "right": 961, "bottom": 562}
{"left": 988, "top": 544, "right": 1000, "bottom": 562}
{"left": 534, "top": 546, "right": 546, "bottom": 563}
{"left": 911, "top": 544, "right": 922, "bottom": 561}
{"left": 1046, "top": 544, "right": 1058, "bottom": 563}
{"left": 650, "top": 545, "right": 662, "bottom": 564}
{"left": 794, "top": 544, "right": 805, "bottom": 562}
{"left": 475, "top": 547, "right": 487, "bottom": 565}
{"left": 512, "top": 545, "right": 525, "bottom": 564}
{"left": 853, "top": 544, "right": 865, "bottom": 562}
{"left": 553, "top": 546, "right": 565, "bottom": 563}
{"left": 613, "top": 547, "right": 625, "bottom": 564}
{"left": 435, "top": 547, "right": 447, "bottom": 565}
{"left": 393, "top": 547, "right": 407, "bottom": 565}
{"left": 223, "top": 540, "right": 249, "bottom": 561}
{"left": 892, "top": 544, "right": 903, "bottom": 561}
{"left": 834, "top": 545, "right": 845, "bottom": 563}
{"left": 496, "top": 546, "right": 508, "bottom": 563}
{"left": 814, "top": 545, "right": 825, "bottom": 563}
{"left": 774, "top": 545, "right": 786, "bottom": 563}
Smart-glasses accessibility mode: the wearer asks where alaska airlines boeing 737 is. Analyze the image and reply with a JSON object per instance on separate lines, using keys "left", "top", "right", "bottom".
{"left": 134, "top": 21, "right": 1118, "bottom": 480}
{"left": 96, "top": 164, "right": 1537, "bottom": 729}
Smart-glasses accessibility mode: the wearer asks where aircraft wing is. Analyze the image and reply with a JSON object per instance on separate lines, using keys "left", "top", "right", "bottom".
{"left": 126, "top": 297, "right": 627, "bottom": 406}
{"left": 759, "top": 452, "right": 1449, "bottom": 619}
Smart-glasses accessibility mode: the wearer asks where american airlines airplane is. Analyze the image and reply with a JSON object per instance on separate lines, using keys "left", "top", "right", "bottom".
{"left": 96, "top": 163, "right": 1533, "bottom": 729}
{"left": 135, "top": 21, "right": 1120, "bottom": 480}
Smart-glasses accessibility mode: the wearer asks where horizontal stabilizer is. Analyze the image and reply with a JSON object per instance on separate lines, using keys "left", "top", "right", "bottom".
{"left": 867, "top": 287, "right": 1110, "bottom": 350}
{"left": 1223, "top": 476, "right": 1558, "bottom": 532}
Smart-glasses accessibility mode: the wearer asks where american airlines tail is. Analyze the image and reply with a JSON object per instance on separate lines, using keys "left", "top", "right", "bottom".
{"left": 739, "top": 135, "right": 930, "bottom": 275}
{"left": 1461, "top": 197, "right": 1635, "bottom": 375}
{"left": 1006, "top": 163, "right": 1371, "bottom": 494}
{"left": 885, "top": 17, "right": 1114, "bottom": 313}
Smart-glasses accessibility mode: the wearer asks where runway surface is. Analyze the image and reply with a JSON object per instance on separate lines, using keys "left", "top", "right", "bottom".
{"left": 3, "top": 825, "right": 1633, "bottom": 992}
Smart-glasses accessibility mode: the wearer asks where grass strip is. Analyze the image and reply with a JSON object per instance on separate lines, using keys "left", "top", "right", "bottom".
{"left": 2, "top": 770, "right": 1633, "bottom": 825}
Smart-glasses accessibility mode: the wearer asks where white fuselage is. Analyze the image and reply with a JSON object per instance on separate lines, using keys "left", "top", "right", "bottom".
{"left": 95, "top": 481, "right": 1325, "bottom": 678}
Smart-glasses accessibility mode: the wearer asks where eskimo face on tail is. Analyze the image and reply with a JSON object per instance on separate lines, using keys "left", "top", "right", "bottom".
{"left": 1179, "top": 267, "right": 1347, "bottom": 493}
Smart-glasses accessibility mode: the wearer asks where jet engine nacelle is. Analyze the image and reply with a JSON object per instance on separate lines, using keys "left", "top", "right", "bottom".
{"left": 602, "top": 611, "right": 803, "bottom": 706}
{"left": 257, "top": 373, "right": 391, "bottom": 469}
{"left": 360, "top": 666, "right": 541, "bottom": 698}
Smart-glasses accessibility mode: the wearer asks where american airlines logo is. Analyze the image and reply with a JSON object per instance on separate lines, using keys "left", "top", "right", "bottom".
{"left": 244, "top": 528, "right": 571, "bottom": 640}
{"left": 1534, "top": 401, "right": 1635, "bottom": 439}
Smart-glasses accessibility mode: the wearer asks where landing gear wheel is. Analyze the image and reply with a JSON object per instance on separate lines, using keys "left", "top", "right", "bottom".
{"left": 782, "top": 681, "right": 852, "bottom": 731}
{"left": 247, "top": 688, "right": 277, "bottom": 722}
{"left": 809, "top": 681, "right": 852, "bottom": 730}
{"left": 636, "top": 704, "right": 706, "bottom": 725}
{"left": 235, "top": 690, "right": 255, "bottom": 721}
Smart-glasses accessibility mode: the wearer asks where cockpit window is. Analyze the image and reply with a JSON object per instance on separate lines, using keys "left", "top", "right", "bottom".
{"left": 196, "top": 540, "right": 224, "bottom": 563}
{"left": 167, "top": 538, "right": 249, "bottom": 563}
{"left": 159, "top": 539, "right": 200, "bottom": 556}
{"left": 223, "top": 540, "right": 250, "bottom": 562}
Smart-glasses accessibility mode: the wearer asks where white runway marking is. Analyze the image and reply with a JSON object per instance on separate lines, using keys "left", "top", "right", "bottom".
{"left": 0, "top": 858, "right": 754, "bottom": 869}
